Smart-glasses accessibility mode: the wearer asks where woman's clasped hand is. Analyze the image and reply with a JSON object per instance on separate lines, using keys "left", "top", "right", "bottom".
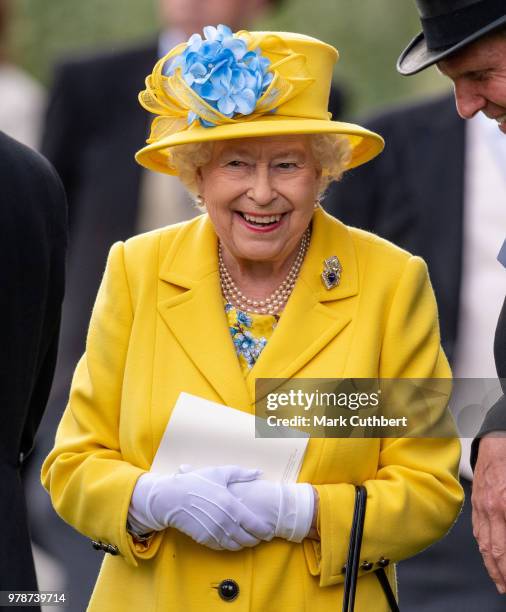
{"left": 128, "top": 464, "right": 314, "bottom": 550}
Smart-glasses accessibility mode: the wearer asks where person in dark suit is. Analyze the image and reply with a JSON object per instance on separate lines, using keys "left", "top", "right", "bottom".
{"left": 325, "top": 92, "right": 505, "bottom": 610}
{"left": 31, "top": 1, "right": 345, "bottom": 607}
{"left": 397, "top": 0, "right": 506, "bottom": 596}
{"left": 0, "top": 131, "right": 66, "bottom": 606}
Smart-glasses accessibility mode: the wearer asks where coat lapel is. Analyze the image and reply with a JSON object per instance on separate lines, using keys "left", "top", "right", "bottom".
{"left": 157, "top": 216, "right": 251, "bottom": 411}
{"left": 246, "top": 208, "right": 359, "bottom": 398}
{"left": 410, "top": 96, "right": 465, "bottom": 362}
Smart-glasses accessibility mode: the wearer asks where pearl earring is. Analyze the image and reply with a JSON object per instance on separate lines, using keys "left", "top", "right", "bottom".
{"left": 314, "top": 199, "right": 320, "bottom": 209}
{"left": 196, "top": 195, "right": 204, "bottom": 206}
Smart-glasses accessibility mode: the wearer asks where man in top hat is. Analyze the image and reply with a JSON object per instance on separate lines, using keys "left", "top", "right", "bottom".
{"left": 398, "top": 0, "right": 506, "bottom": 596}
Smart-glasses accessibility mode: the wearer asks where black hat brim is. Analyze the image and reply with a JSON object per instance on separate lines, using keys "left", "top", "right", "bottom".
{"left": 397, "top": 14, "right": 506, "bottom": 76}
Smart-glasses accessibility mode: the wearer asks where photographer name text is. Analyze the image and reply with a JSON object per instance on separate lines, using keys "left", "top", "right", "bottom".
{"left": 266, "top": 414, "right": 408, "bottom": 428}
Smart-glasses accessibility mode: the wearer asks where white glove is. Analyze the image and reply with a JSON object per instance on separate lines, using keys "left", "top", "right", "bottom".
{"left": 128, "top": 464, "right": 273, "bottom": 551}
{"left": 228, "top": 479, "right": 315, "bottom": 543}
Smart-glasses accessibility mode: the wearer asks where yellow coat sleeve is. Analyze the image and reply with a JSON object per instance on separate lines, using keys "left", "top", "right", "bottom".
{"left": 307, "top": 255, "right": 464, "bottom": 587}
{"left": 41, "top": 242, "right": 161, "bottom": 567}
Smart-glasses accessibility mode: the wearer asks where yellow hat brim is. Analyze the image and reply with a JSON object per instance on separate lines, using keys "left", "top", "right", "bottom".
{"left": 135, "top": 116, "right": 384, "bottom": 176}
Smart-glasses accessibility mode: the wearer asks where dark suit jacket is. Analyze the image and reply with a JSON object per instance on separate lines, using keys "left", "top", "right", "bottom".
{"left": 0, "top": 132, "right": 66, "bottom": 596}
{"left": 34, "top": 40, "right": 345, "bottom": 608}
{"left": 41, "top": 42, "right": 157, "bottom": 406}
{"left": 495, "top": 299, "right": 506, "bottom": 384}
{"left": 326, "top": 93, "right": 465, "bottom": 362}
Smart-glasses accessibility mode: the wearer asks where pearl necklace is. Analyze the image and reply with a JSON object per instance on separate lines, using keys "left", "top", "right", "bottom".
{"left": 218, "top": 228, "right": 310, "bottom": 315}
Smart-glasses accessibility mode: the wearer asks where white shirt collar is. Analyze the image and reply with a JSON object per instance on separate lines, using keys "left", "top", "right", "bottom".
{"left": 475, "top": 111, "right": 506, "bottom": 171}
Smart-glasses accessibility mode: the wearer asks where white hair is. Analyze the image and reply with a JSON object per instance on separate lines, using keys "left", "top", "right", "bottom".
{"left": 168, "top": 133, "right": 352, "bottom": 209}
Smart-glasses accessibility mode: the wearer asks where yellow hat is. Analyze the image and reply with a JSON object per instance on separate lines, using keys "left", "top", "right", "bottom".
{"left": 135, "top": 26, "right": 384, "bottom": 175}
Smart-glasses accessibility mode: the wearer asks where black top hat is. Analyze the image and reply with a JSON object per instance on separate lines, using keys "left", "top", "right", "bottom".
{"left": 397, "top": 0, "right": 506, "bottom": 75}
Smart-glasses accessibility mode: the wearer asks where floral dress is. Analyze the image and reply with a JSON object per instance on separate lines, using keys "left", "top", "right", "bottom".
{"left": 224, "top": 302, "right": 279, "bottom": 375}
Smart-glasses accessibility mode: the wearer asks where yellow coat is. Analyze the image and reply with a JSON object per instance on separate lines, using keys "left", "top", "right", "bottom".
{"left": 42, "top": 208, "right": 463, "bottom": 611}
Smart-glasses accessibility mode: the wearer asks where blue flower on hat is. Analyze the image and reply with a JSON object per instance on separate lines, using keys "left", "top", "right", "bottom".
{"left": 165, "top": 24, "right": 274, "bottom": 127}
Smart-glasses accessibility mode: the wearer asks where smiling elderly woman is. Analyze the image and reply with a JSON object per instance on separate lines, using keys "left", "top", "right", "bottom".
{"left": 42, "top": 26, "right": 463, "bottom": 612}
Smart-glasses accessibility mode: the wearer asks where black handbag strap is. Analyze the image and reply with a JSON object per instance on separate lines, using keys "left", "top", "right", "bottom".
{"left": 342, "top": 485, "right": 367, "bottom": 610}
{"left": 341, "top": 485, "right": 399, "bottom": 612}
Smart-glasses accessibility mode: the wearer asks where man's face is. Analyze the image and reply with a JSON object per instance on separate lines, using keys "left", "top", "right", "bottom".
{"left": 438, "top": 32, "right": 506, "bottom": 133}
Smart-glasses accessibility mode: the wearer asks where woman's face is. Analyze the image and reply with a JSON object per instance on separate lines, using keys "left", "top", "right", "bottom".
{"left": 197, "top": 135, "right": 321, "bottom": 266}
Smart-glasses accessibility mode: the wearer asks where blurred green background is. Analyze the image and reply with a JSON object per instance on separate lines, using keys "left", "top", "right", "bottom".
{"left": 8, "top": 0, "right": 451, "bottom": 118}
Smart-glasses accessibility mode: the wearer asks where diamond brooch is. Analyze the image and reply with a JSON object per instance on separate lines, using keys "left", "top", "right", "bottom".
{"left": 321, "top": 256, "right": 342, "bottom": 290}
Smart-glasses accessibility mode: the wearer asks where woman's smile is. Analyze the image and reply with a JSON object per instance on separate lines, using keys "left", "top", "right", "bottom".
{"left": 234, "top": 210, "right": 287, "bottom": 233}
